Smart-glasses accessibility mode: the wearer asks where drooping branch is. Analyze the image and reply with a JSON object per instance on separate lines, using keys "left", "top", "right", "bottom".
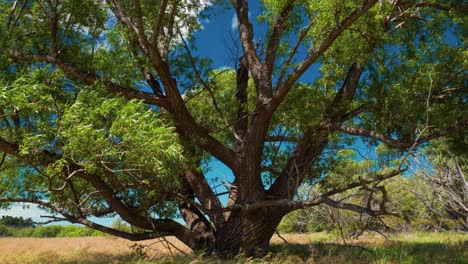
{"left": 8, "top": 49, "right": 236, "bottom": 169}
{"left": 1, "top": 85, "right": 216, "bottom": 238}
{"left": 77, "top": 217, "right": 172, "bottom": 241}
{"left": 0, "top": 197, "right": 173, "bottom": 241}
{"left": 0, "top": 135, "right": 201, "bottom": 246}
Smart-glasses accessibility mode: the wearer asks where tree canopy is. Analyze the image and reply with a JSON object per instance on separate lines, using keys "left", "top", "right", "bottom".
{"left": 0, "top": 0, "right": 466, "bottom": 257}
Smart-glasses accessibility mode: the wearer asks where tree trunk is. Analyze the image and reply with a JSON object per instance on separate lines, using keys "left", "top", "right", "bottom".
{"left": 214, "top": 207, "right": 286, "bottom": 257}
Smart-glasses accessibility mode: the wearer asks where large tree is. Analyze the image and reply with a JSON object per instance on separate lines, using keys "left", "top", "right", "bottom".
{"left": 0, "top": 0, "right": 466, "bottom": 257}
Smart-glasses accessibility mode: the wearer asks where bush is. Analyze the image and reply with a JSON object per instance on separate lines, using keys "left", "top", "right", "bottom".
{"left": 0, "top": 224, "right": 12, "bottom": 237}
{"left": 0, "top": 224, "right": 106, "bottom": 238}
{"left": 56, "top": 225, "right": 104, "bottom": 237}
{"left": 11, "top": 227, "right": 34, "bottom": 237}
{"left": 278, "top": 209, "right": 334, "bottom": 234}
{"left": 31, "top": 226, "right": 62, "bottom": 237}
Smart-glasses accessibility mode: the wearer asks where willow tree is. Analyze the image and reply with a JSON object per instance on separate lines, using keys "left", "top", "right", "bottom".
{"left": 0, "top": 0, "right": 466, "bottom": 257}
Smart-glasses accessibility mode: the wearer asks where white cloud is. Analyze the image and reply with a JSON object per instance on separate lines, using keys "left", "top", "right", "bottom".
{"left": 231, "top": 14, "right": 238, "bottom": 31}
{"left": 231, "top": 12, "right": 252, "bottom": 32}
{"left": 0, "top": 204, "right": 49, "bottom": 222}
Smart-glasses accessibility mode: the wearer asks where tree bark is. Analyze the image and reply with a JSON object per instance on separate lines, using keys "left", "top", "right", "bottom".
{"left": 214, "top": 207, "right": 286, "bottom": 257}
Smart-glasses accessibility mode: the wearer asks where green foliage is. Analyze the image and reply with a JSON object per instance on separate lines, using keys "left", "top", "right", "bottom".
{"left": 0, "top": 224, "right": 11, "bottom": 237}
{"left": 111, "top": 218, "right": 147, "bottom": 234}
{"left": 3, "top": 225, "right": 105, "bottom": 238}
{"left": 0, "top": 216, "right": 34, "bottom": 228}
{"left": 10, "top": 227, "right": 34, "bottom": 237}
{"left": 31, "top": 225, "right": 62, "bottom": 238}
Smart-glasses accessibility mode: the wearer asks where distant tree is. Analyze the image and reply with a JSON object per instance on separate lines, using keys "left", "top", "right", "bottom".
{"left": 0, "top": 224, "right": 11, "bottom": 237}
{"left": 0, "top": 216, "right": 34, "bottom": 228}
{"left": 0, "top": 0, "right": 466, "bottom": 257}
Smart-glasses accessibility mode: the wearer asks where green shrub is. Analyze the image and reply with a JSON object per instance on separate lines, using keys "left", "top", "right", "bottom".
{"left": 31, "top": 225, "right": 62, "bottom": 237}
{"left": 1, "top": 224, "right": 107, "bottom": 238}
{"left": 0, "top": 224, "right": 12, "bottom": 237}
{"left": 57, "top": 225, "right": 83, "bottom": 237}
{"left": 90, "top": 230, "right": 106, "bottom": 237}
{"left": 11, "top": 227, "right": 34, "bottom": 237}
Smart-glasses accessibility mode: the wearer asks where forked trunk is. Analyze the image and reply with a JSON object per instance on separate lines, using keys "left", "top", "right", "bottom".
{"left": 214, "top": 207, "right": 286, "bottom": 257}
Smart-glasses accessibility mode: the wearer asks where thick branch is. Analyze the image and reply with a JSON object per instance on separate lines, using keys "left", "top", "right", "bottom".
{"left": 230, "top": 0, "right": 262, "bottom": 88}
{"left": 7, "top": 51, "right": 168, "bottom": 107}
{"left": 324, "top": 62, "right": 364, "bottom": 120}
{"left": 183, "top": 169, "right": 225, "bottom": 227}
{"left": 234, "top": 55, "right": 249, "bottom": 153}
{"left": 268, "top": 63, "right": 364, "bottom": 199}
{"left": 264, "top": 0, "right": 296, "bottom": 83}
{"left": 151, "top": 0, "right": 169, "bottom": 46}
{"left": 272, "top": 0, "right": 378, "bottom": 109}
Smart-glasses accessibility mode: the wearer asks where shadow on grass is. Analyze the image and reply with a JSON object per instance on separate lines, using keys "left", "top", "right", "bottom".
{"left": 269, "top": 240, "right": 467, "bottom": 264}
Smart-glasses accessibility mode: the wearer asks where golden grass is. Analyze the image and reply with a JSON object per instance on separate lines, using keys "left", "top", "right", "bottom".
{"left": 0, "top": 236, "right": 191, "bottom": 264}
{"left": 0, "top": 233, "right": 314, "bottom": 263}
{"left": 0, "top": 232, "right": 466, "bottom": 264}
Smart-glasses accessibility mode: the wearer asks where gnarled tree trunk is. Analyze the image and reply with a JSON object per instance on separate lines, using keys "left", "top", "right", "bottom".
{"left": 214, "top": 208, "right": 286, "bottom": 257}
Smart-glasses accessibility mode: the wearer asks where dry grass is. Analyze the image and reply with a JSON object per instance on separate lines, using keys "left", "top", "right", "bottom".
{"left": 0, "top": 236, "right": 191, "bottom": 264}
{"left": 0, "top": 233, "right": 314, "bottom": 264}
{"left": 0, "top": 232, "right": 466, "bottom": 264}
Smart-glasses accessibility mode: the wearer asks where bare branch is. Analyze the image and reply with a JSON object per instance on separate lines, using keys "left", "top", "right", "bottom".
{"left": 321, "top": 196, "right": 398, "bottom": 217}
{"left": 322, "top": 169, "right": 405, "bottom": 197}
{"left": 338, "top": 122, "right": 466, "bottom": 150}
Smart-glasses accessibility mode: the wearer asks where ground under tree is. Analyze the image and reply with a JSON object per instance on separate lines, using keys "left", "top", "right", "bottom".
{"left": 0, "top": 0, "right": 466, "bottom": 258}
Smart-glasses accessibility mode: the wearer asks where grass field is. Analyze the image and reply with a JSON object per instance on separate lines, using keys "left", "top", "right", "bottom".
{"left": 0, "top": 232, "right": 466, "bottom": 264}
